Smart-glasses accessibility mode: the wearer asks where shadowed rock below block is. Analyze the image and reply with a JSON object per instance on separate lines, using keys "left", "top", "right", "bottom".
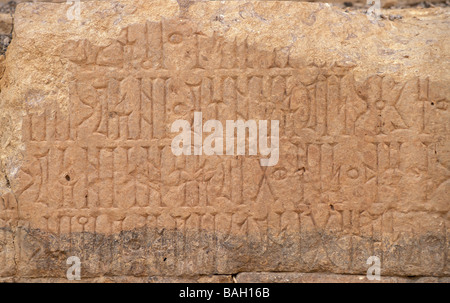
{"left": 235, "top": 272, "right": 450, "bottom": 283}
{"left": 0, "top": 0, "right": 449, "bottom": 279}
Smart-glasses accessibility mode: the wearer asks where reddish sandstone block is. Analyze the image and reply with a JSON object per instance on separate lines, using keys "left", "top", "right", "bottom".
{"left": 0, "top": 0, "right": 448, "bottom": 279}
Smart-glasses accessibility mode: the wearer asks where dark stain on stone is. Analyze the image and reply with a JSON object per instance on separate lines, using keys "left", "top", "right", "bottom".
{"left": 5, "top": 174, "right": 10, "bottom": 188}
{"left": 1, "top": 226, "right": 446, "bottom": 279}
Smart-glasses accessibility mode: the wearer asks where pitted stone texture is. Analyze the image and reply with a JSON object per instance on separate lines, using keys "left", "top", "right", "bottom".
{"left": 1, "top": 0, "right": 448, "bottom": 8}
{"left": 0, "top": 0, "right": 449, "bottom": 279}
{"left": 0, "top": 274, "right": 234, "bottom": 283}
{"left": 0, "top": 13, "right": 12, "bottom": 34}
{"left": 235, "top": 272, "right": 450, "bottom": 283}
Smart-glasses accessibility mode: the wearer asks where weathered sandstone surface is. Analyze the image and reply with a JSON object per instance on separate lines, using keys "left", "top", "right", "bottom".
{"left": 0, "top": 0, "right": 448, "bottom": 281}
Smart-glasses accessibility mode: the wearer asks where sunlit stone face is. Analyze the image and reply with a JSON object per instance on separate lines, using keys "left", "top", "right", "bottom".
{"left": 0, "top": 0, "right": 448, "bottom": 279}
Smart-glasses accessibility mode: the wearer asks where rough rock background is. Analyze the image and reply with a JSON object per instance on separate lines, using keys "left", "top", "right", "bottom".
{"left": 0, "top": 0, "right": 449, "bottom": 54}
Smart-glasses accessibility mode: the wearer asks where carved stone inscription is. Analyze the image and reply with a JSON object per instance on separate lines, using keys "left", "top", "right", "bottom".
{"left": 0, "top": 2, "right": 449, "bottom": 278}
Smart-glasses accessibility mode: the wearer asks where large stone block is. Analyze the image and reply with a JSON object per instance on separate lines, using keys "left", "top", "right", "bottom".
{"left": 0, "top": 0, "right": 448, "bottom": 279}
{"left": 235, "top": 272, "right": 450, "bottom": 283}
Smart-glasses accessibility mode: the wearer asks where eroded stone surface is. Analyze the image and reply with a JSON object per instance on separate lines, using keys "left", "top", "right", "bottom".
{"left": 0, "top": 0, "right": 449, "bottom": 279}
{"left": 235, "top": 272, "right": 450, "bottom": 283}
